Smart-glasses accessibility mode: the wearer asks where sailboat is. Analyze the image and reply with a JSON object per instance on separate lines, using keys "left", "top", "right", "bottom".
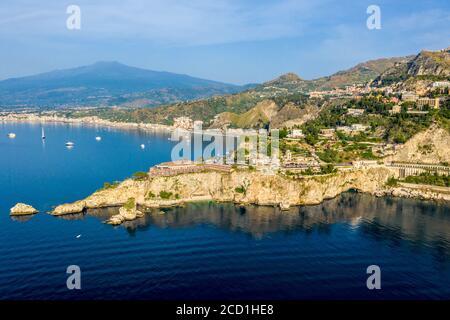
{"left": 41, "top": 127, "right": 46, "bottom": 140}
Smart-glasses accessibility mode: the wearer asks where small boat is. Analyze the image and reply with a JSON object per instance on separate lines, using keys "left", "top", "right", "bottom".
{"left": 95, "top": 136, "right": 102, "bottom": 141}
{"left": 65, "top": 141, "right": 75, "bottom": 147}
{"left": 7, "top": 133, "right": 16, "bottom": 139}
{"left": 140, "top": 144, "right": 145, "bottom": 149}
{"left": 41, "top": 128, "right": 46, "bottom": 140}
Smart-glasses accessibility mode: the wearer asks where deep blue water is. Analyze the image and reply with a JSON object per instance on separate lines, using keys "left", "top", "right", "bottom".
{"left": 0, "top": 122, "right": 449, "bottom": 300}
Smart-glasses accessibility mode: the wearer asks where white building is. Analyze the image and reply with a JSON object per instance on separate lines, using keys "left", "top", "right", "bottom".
{"left": 352, "top": 160, "right": 378, "bottom": 168}
{"left": 287, "top": 129, "right": 304, "bottom": 138}
{"left": 336, "top": 124, "right": 369, "bottom": 134}
{"left": 319, "top": 128, "right": 336, "bottom": 138}
{"left": 346, "top": 108, "right": 365, "bottom": 116}
{"left": 173, "top": 117, "right": 193, "bottom": 130}
{"left": 401, "top": 92, "right": 419, "bottom": 102}
{"left": 432, "top": 81, "right": 450, "bottom": 88}
{"left": 351, "top": 124, "right": 369, "bottom": 132}
{"left": 389, "top": 105, "right": 402, "bottom": 114}
{"left": 336, "top": 126, "right": 352, "bottom": 133}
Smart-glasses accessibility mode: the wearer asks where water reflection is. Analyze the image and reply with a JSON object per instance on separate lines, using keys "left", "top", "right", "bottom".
{"left": 86, "top": 193, "right": 450, "bottom": 247}
{"left": 10, "top": 215, "right": 35, "bottom": 223}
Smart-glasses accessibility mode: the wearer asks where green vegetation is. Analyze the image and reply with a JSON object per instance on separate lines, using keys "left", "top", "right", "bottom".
{"left": 300, "top": 96, "right": 440, "bottom": 145}
{"left": 234, "top": 179, "right": 250, "bottom": 195}
{"left": 234, "top": 186, "right": 246, "bottom": 194}
{"left": 317, "top": 148, "right": 340, "bottom": 163}
{"left": 132, "top": 171, "right": 148, "bottom": 180}
{"left": 123, "top": 197, "right": 135, "bottom": 210}
{"left": 302, "top": 164, "right": 336, "bottom": 175}
{"left": 386, "top": 172, "right": 450, "bottom": 187}
{"left": 385, "top": 177, "right": 398, "bottom": 187}
{"left": 272, "top": 93, "right": 308, "bottom": 107}
{"left": 279, "top": 128, "right": 289, "bottom": 139}
{"left": 159, "top": 191, "right": 173, "bottom": 199}
{"left": 320, "top": 164, "right": 337, "bottom": 174}
{"left": 99, "top": 181, "right": 120, "bottom": 191}
{"left": 384, "top": 112, "right": 433, "bottom": 143}
{"left": 58, "top": 91, "right": 265, "bottom": 125}
{"left": 145, "top": 191, "right": 156, "bottom": 199}
{"left": 404, "top": 172, "right": 450, "bottom": 187}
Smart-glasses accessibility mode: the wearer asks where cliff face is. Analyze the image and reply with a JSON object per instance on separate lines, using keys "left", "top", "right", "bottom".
{"left": 210, "top": 99, "right": 279, "bottom": 129}
{"left": 372, "top": 47, "right": 450, "bottom": 88}
{"left": 210, "top": 99, "right": 320, "bottom": 130}
{"left": 52, "top": 167, "right": 396, "bottom": 215}
{"left": 407, "top": 49, "right": 450, "bottom": 77}
{"left": 386, "top": 124, "right": 450, "bottom": 164}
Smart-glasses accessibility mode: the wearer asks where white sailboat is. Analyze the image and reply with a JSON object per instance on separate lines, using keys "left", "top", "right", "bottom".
{"left": 41, "top": 127, "right": 46, "bottom": 140}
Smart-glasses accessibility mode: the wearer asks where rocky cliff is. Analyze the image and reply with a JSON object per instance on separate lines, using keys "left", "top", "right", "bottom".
{"left": 386, "top": 124, "right": 450, "bottom": 164}
{"left": 52, "top": 167, "right": 398, "bottom": 216}
{"left": 372, "top": 47, "right": 450, "bottom": 88}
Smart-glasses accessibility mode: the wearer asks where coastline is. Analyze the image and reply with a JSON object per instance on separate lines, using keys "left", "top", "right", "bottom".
{"left": 4, "top": 112, "right": 449, "bottom": 222}
{"left": 50, "top": 166, "right": 450, "bottom": 224}
{"left": 0, "top": 112, "right": 176, "bottom": 134}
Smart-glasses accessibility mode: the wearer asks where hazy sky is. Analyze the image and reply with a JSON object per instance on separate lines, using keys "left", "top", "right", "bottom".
{"left": 0, "top": 0, "right": 449, "bottom": 84}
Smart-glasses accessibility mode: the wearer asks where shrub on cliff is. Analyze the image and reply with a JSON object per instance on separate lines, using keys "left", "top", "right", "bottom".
{"left": 320, "top": 164, "right": 336, "bottom": 174}
{"left": 123, "top": 197, "right": 135, "bottom": 210}
{"left": 159, "top": 191, "right": 173, "bottom": 199}
{"left": 99, "top": 181, "right": 120, "bottom": 191}
{"left": 385, "top": 177, "right": 398, "bottom": 187}
{"left": 133, "top": 171, "right": 148, "bottom": 180}
{"left": 146, "top": 191, "right": 156, "bottom": 199}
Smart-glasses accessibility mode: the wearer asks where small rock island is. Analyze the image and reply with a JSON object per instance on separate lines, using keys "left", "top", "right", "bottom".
{"left": 10, "top": 203, "right": 39, "bottom": 216}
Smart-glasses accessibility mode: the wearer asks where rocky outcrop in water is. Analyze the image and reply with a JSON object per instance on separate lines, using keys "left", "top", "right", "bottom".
{"left": 380, "top": 184, "right": 450, "bottom": 201}
{"left": 49, "top": 164, "right": 450, "bottom": 225}
{"left": 52, "top": 201, "right": 86, "bottom": 216}
{"left": 107, "top": 202, "right": 144, "bottom": 225}
{"left": 10, "top": 203, "right": 38, "bottom": 216}
{"left": 50, "top": 166, "right": 395, "bottom": 215}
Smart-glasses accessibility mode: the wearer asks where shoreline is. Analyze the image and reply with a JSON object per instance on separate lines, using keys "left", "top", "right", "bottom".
{"left": 49, "top": 166, "right": 450, "bottom": 224}
{"left": 0, "top": 112, "right": 177, "bottom": 134}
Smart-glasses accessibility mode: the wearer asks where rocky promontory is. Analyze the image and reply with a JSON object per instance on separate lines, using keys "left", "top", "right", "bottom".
{"left": 10, "top": 203, "right": 39, "bottom": 216}
{"left": 50, "top": 166, "right": 392, "bottom": 214}
{"left": 49, "top": 164, "right": 450, "bottom": 224}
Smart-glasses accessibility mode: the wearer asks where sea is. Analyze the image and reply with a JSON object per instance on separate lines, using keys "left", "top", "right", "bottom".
{"left": 0, "top": 122, "right": 449, "bottom": 300}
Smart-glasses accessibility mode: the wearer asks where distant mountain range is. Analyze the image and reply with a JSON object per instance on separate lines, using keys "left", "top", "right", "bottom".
{"left": 73, "top": 46, "right": 448, "bottom": 128}
{"left": 0, "top": 61, "right": 249, "bottom": 108}
{"left": 1, "top": 47, "right": 448, "bottom": 110}
{"left": 254, "top": 56, "right": 413, "bottom": 94}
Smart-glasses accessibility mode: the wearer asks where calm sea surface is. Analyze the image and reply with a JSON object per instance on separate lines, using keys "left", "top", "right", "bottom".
{"left": 0, "top": 122, "right": 449, "bottom": 300}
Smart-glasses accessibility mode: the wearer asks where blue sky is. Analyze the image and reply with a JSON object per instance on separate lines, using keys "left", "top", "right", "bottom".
{"left": 0, "top": 0, "right": 449, "bottom": 84}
